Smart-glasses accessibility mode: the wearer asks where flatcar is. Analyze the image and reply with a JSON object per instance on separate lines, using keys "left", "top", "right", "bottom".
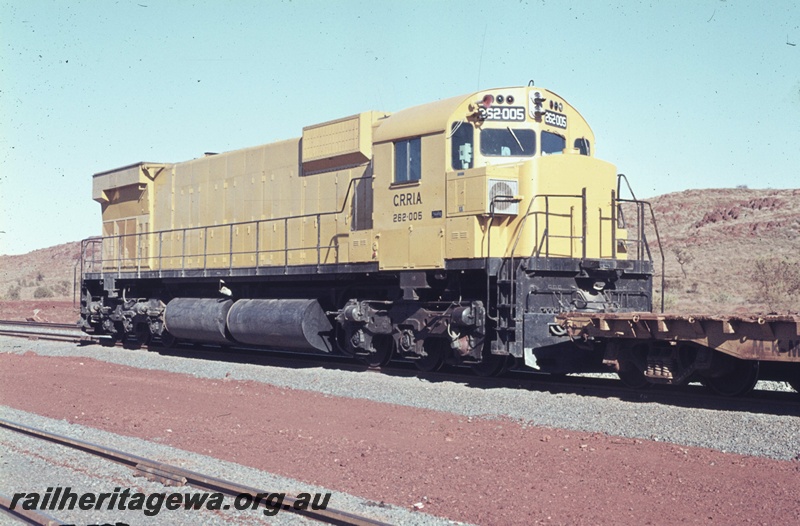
{"left": 79, "top": 84, "right": 799, "bottom": 394}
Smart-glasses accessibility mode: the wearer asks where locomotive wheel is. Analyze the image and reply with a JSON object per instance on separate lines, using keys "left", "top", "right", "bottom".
{"left": 700, "top": 359, "right": 759, "bottom": 397}
{"left": 360, "top": 334, "right": 394, "bottom": 368}
{"left": 154, "top": 330, "right": 178, "bottom": 349}
{"left": 471, "top": 353, "right": 511, "bottom": 377}
{"left": 415, "top": 338, "right": 446, "bottom": 372}
{"left": 99, "top": 335, "right": 119, "bottom": 347}
{"left": 617, "top": 361, "right": 650, "bottom": 390}
{"left": 100, "top": 321, "right": 123, "bottom": 347}
{"left": 127, "top": 323, "right": 151, "bottom": 348}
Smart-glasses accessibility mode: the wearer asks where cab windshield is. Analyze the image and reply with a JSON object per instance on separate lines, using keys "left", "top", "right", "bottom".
{"left": 542, "top": 131, "right": 566, "bottom": 155}
{"left": 480, "top": 128, "right": 536, "bottom": 157}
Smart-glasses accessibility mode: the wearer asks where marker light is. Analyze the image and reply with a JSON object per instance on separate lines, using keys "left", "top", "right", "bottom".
{"left": 506, "top": 95, "right": 514, "bottom": 104}
{"left": 496, "top": 94, "right": 504, "bottom": 103}
{"left": 481, "top": 94, "right": 494, "bottom": 108}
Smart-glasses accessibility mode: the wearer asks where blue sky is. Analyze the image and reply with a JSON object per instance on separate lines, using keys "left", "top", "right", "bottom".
{"left": 1, "top": 0, "right": 798, "bottom": 255}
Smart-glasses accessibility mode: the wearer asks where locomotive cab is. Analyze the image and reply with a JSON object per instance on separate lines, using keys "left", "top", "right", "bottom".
{"left": 365, "top": 86, "right": 652, "bottom": 370}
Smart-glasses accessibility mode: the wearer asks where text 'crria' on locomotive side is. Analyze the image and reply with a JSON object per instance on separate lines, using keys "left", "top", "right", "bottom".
{"left": 79, "top": 84, "right": 800, "bottom": 395}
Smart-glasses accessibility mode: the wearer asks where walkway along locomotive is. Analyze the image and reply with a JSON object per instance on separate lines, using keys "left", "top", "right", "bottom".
{"left": 79, "top": 85, "right": 800, "bottom": 395}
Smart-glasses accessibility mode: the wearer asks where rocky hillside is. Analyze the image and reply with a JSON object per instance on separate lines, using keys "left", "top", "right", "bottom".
{"left": 0, "top": 241, "right": 82, "bottom": 302}
{"left": 644, "top": 188, "right": 800, "bottom": 314}
{"left": 0, "top": 241, "right": 82, "bottom": 322}
{"left": 0, "top": 188, "right": 798, "bottom": 317}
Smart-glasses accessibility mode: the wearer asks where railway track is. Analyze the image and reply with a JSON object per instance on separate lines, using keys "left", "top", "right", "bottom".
{"left": 0, "top": 418, "right": 391, "bottom": 526}
{"left": 0, "top": 320, "right": 98, "bottom": 343}
{"left": 1, "top": 320, "right": 797, "bottom": 412}
{"left": 0, "top": 492, "right": 62, "bottom": 525}
{"left": 151, "top": 338, "right": 800, "bottom": 415}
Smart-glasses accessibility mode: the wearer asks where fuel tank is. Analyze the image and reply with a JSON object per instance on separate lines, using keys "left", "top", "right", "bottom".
{"left": 226, "top": 299, "right": 333, "bottom": 352}
{"left": 164, "top": 298, "right": 233, "bottom": 344}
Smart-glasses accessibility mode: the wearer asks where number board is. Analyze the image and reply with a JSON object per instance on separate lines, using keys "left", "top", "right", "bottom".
{"left": 544, "top": 111, "right": 567, "bottom": 129}
{"left": 479, "top": 106, "right": 526, "bottom": 122}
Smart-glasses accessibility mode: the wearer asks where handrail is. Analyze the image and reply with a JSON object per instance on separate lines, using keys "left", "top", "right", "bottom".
{"left": 617, "top": 173, "right": 665, "bottom": 313}
{"left": 646, "top": 200, "right": 665, "bottom": 313}
{"left": 509, "top": 192, "right": 585, "bottom": 259}
{"left": 485, "top": 191, "right": 585, "bottom": 322}
{"left": 83, "top": 176, "right": 371, "bottom": 279}
{"left": 485, "top": 182, "right": 663, "bottom": 321}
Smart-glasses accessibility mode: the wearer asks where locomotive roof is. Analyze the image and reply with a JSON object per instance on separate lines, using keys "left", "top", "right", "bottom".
{"left": 93, "top": 161, "right": 160, "bottom": 177}
{"left": 373, "top": 93, "right": 468, "bottom": 143}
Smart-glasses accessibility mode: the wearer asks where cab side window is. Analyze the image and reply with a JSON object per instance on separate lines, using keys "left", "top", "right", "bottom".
{"left": 574, "top": 138, "right": 591, "bottom": 156}
{"left": 395, "top": 138, "right": 421, "bottom": 183}
{"left": 450, "top": 122, "right": 474, "bottom": 169}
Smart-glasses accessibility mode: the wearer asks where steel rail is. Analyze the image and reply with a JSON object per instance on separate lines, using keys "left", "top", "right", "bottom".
{"left": 0, "top": 330, "right": 90, "bottom": 343}
{"left": 0, "top": 419, "right": 391, "bottom": 526}
{"left": 0, "top": 320, "right": 77, "bottom": 330}
{"left": 0, "top": 331, "right": 84, "bottom": 343}
{"left": 0, "top": 321, "right": 95, "bottom": 343}
{"left": 0, "top": 493, "right": 63, "bottom": 525}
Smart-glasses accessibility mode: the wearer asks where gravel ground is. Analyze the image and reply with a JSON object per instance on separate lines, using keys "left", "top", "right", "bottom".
{"left": 1, "top": 335, "right": 798, "bottom": 460}
{"left": 0, "top": 406, "right": 467, "bottom": 526}
{"left": 3, "top": 340, "right": 799, "bottom": 525}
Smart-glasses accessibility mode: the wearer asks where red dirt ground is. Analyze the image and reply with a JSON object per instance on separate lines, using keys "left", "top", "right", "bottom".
{"left": 0, "top": 300, "right": 79, "bottom": 324}
{"left": 1, "top": 352, "right": 798, "bottom": 525}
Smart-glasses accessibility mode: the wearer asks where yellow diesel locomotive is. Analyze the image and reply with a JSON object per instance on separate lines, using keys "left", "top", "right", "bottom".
{"left": 80, "top": 84, "right": 655, "bottom": 375}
